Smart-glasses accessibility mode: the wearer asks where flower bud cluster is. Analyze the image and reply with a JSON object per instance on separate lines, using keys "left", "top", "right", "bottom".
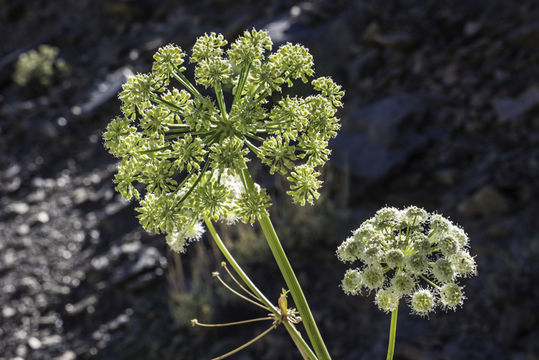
{"left": 103, "top": 29, "right": 343, "bottom": 253}
{"left": 337, "top": 206, "right": 476, "bottom": 316}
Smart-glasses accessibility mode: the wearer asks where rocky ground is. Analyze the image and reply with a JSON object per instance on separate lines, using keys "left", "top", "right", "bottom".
{"left": 1, "top": 0, "right": 538, "bottom": 359}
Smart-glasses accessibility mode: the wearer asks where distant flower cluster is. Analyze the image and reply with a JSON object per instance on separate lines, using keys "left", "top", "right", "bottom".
{"left": 13, "top": 45, "right": 69, "bottom": 87}
{"left": 337, "top": 206, "right": 476, "bottom": 316}
{"left": 103, "top": 29, "right": 343, "bottom": 253}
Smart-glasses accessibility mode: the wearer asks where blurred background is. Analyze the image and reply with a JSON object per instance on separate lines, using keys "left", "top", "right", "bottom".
{"left": 1, "top": 0, "right": 538, "bottom": 359}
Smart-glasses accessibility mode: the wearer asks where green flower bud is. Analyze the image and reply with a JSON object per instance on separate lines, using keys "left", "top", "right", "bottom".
{"left": 228, "top": 29, "right": 272, "bottom": 65}
{"left": 438, "top": 235, "right": 460, "bottom": 257}
{"left": 429, "top": 214, "right": 451, "bottom": 241}
{"left": 385, "top": 249, "right": 405, "bottom": 269}
{"left": 439, "top": 283, "right": 464, "bottom": 310}
{"left": 235, "top": 185, "right": 271, "bottom": 224}
{"left": 361, "top": 246, "right": 383, "bottom": 265}
{"left": 152, "top": 44, "right": 186, "bottom": 81}
{"left": 336, "top": 237, "right": 363, "bottom": 263}
{"left": 297, "top": 133, "right": 331, "bottom": 167}
{"left": 286, "top": 165, "right": 322, "bottom": 206}
{"left": 184, "top": 95, "right": 218, "bottom": 131}
{"left": 269, "top": 43, "right": 313, "bottom": 86}
{"left": 391, "top": 272, "right": 415, "bottom": 296}
{"left": 403, "top": 205, "right": 428, "bottom": 226}
{"left": 103, "top": 116, "right": 137, "bottom": 158}
{"left": 172, "top": 134, "right": 206, "bottom": 172}
{"left": 312, "top": 76, "right": 344, "bottom": 108}
{"left": 406, "top": 253, "right": 429, "bottom": 275}
{"left": 119, "top": 73, "right": 163, "bottom": 120}
{"left": 209, "top": 137, "right": 249, "bottom": 173}
{"left": 260, "top": 135, "right": 296, "bottom": 175}
{"left": 196, "top": 179, "right": 231, "bottom": 221}
{"left": 412, "top": 233, "right": 431, "bottom": 253}
{"left": 362, "top": 265, "right": 384, "bottom": 291}
{"left": 411, "top": 289, "right": 435, "bottom": 316}
{"left": 139, "top": 105, "right": 172, "bottom": 136}
{"left": 449, "top": 225, "right": 469, "bottom": 248}
{"left": 450, "top": 251, "right": 477, "bottom": 277}
{"left": 352, "top": 223, "right": 377, "bottom": 242}
{"left": 114, "top": 156, "right": 142, "bottom": 200}
{"left": 432, "top": 258, "right": 454, "bottom": 283}
{"left": 375, "top": 288, "right": 399, "bottom": 313}
{"left": 194, "top": 57, "right": 232, "bottom": 88}
{"left": 190, "top": 32, "right": 228, "bottom": 63}
{"left": 374, "top": 207, "right": 401, "bottom": 229}
{"left": 341, "top": 269, "right": 363, "bottom": 295}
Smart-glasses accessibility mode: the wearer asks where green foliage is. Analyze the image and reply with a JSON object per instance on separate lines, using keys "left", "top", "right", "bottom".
{"left": 337, "top": 206, "right": 476, "bottom": 315}
{"left": 13, "top": 45, "right": 69, "bottom": 87}
{"left": 103, "top": 29, "right": 343, "bottom": 253}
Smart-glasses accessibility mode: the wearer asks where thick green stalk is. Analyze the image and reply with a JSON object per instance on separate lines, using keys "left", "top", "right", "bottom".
{"left": 240, "top": 168, "right": 332, "bottom": 360}
{"left": 386, "top": 305, "right": 399, "bottom": 360}
{"left": 203, "top": 217, "right": 318, "bottom": 360}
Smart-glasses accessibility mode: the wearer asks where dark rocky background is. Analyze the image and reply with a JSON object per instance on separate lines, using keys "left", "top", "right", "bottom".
{"left": 1, "top": 0, "right": 538, "bottom": 359}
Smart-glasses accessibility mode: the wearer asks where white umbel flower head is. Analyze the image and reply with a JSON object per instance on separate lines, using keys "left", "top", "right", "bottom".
{"left": 337, "top": 206, "right": 476, "bottom": 317}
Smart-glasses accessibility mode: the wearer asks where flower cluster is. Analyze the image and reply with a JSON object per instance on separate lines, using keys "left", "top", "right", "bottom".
{"left": 103, "top": 29, "right": 343, "bottom": 253}
{"left": 337, "top": 206, "right": 476, "bottom": 316}
{"left": 13, "top": 45, "right": 69, "bottom": 87}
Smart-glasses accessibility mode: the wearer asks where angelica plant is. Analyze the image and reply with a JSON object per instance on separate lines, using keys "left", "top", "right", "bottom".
{"left": 13, "top": 45, "right": 69, "bottom": 87}
{"left": 337, "top": 206, "right": 477, "bottom": 360}
{"left": 104, "top": 29, "right": 342, "bottom": 359}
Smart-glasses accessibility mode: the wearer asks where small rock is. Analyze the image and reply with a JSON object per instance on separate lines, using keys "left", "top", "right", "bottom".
{"left": 16, "top": 224, "right": 30, "bottom": 236}
{"left": 458, "top": 185, "right": 510, "bottom": 216}
{"left": 7, "top": 202, "right": 30, "bottom": 215}
{"left": 91, "top": 256, "right": 110, "bottom": 271}
{"left": 2, "top": 306, "right": 16, "bottom": 318}
{"left": 507, "top": 22, "right": 539, "bottom": 46}
{"left": 364, "top": 22, "right": 417, "bottom": 50}
{"left": 492, "top": 89, "right": 539, "bottom": 122}
{"left": 36, "top": 211, "right": 50, "bottom": 224}
{"left": 27, "top": 189, "right": 46, "bottom": 203}
{"left": 5, "top": 177, "right": 21, "bottom": 192}
{"left": 3, "top": 248, "right": 17, "bottom": 266}
{"left": 121, "top": 241, "right": 142, "bottom": 254}
{"left": 3, "top": 164, "right": 21, "bottom": 179}
{"left": 28, "top": 337, "right": 42, "bottom": 350}
{"left": 73, "top": 187, "right": 89, "bottom": 205}
{"left": 65, "top": 296, "right": 97, "bottom": 316}
{"left": 16, "top": 343, "right": 27, "bottom": 357}
{"left": 41, "top": 335, "right": 62, "bottom": 346}
{"left": 55, "top": 351, "right": 76, "bottom": 360}
{"left": 463, "top": 20, "right": 484, "bottom": 37}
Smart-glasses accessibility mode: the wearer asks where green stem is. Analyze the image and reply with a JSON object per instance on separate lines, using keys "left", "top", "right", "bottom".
{"left": 172, "top": 71, "right": 202, "bottom": 99}
{"left": 240, "top": 168, "right": 332, "bottom": 360}
{"left": 214, "top": 83, "right": 228, "bottom": 122}
{"left": 233, "top": 63, "right": 251, "bottom": 107}
{"left": 203, "top": 217, "right": 318, "bottom": 360}
{"left": 386, "top": 305, "right": 399, "bottom": 360}
{"left": 419, "top": 274, "right": 441, "bottom": 290}
{"left": 152, "top": 96, "right": 187, "bottom": 116}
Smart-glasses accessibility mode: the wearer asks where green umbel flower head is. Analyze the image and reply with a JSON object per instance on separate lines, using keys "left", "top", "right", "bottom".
{"left": 337, "top": 206, "right": 476, "bottom": 316}
{"left": 103, "top": 29, "right": 343, "bottom": 253}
